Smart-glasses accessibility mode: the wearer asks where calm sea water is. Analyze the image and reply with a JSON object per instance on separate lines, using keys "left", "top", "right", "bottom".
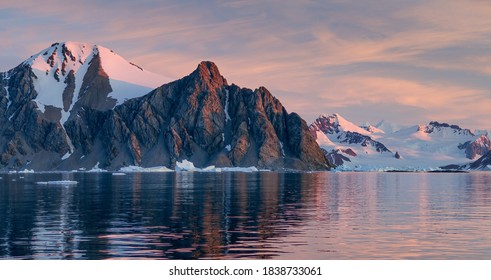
{"left": 0, "top": 171, "right": 490, "bottom": 259}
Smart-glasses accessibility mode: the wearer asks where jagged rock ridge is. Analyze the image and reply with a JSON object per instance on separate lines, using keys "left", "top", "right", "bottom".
{"left": 95, "top": 62, "right": 330, "bottom": 171}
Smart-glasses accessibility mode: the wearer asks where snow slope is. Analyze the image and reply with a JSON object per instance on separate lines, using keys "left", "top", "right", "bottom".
{"left": 316, "top": 113, "right": 372, "bottom": 136}
{"left": 374, "top": 120, "right": 407, "bottom": 134}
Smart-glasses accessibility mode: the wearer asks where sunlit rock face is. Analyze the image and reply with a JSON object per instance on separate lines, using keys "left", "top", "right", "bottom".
{"left": 100, "top": 61, "right": 330, "bottom": 171}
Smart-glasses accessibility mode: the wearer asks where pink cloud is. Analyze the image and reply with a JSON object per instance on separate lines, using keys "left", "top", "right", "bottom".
{"left": 2, "top": 0, "right": 491, "bottom": 130}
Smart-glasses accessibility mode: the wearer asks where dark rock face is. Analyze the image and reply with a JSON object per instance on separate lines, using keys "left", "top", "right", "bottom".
{"left": 320, "top": 148, "right": 358, "bottom": 166}
{"left": 62, "top": 70, "right": 75, "bottom": 112}
{"left": 0, "top": 60, "right": 330, "bottom": 171}
{"left": 337, "top": 131, "right": 391, "bottom": 153}
{"left": 310, "top": 114, "right": 340, "bottom": 135}
{"left": 98, "top": 62, "right": 330, "bottom": 171}
{"left": 63, "top": 53, "right": 115, "bottom": 157}
{"left": 286, "top": 113, "right": 332, "bottom": 169}
{"left": 425, "top": 121, "right": 474, "bottom": 136}
{"left": 342, "top": 148, "right": 356, "bottom": 157}
{"left": 445, "top": 150, "right": 491, "bottom": 170}
{"left": 71, "top": 53, "right": 114, "bottom": 111}
{"left": 323, "top": 149, "right": 351, "bottom": 166}
{"left": 468, "top": 150, "right": 491, "bottom": 170}
{"left": 458, "top": 135, "right": 491, "bottom": 159}
{"left": 0, "top": 65, "right": 71, "bottom": 169}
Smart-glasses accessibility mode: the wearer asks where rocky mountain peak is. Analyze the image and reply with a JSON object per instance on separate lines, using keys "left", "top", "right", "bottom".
{"left": 310, "top": 114, "right": 340, "bottom": 135}
{"left": 310, "top": 113, "right": 370, "bottom": 136}
{"left": 425, "top": 121, "right": 474, "bottom": 136}
{"left": 96, "top": 61, "right": 330, "bottom": 171}
{"left": 458, "top": 134, "right": 491, "bottom": 159}
{"left": 25, "top": 41, "right": 95, "bottom": 77}
{"left": 189, "top": 61, "right": 228, "bottom": 90}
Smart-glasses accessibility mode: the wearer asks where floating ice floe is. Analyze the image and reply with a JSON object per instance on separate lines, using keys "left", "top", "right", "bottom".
{"left": 8, "top": 169, "right": 35, "bottom": 174}
{"left": 175, "top": 160, "right": 213, "bottom": 172}
{"left": 118, "top": 165, "right": 172, "bottom": 172}
{"left": 176, "top": 160, "right": 259, "bottom": 172}
{"left": 36, "top": 180, "right": 78, "bottom": 185}
{"left": 20, "top": 169, "right": 35, "bottom": 173}
{"left": 117, "top": 160, "right": 260, "bottom": 173}
{"left": 216, "top": 166, "right": 259, "bottom": 172}
{"left": 333, "top": 164, "right": 443, "bottom": 172}
{"left": 111, "top": 173, "right": 127, "bottom": 176}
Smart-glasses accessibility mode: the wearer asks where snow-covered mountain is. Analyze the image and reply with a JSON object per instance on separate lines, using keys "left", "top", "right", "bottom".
{"left": 374, "top": 120, "right": 407, "bottom": 134}
{"left": 310, "top": 114, "right": 394, "bottom": 169}
{"left": 21, "top": 41, "right": 169, "bottom": 123}
{"left": 310, "top": 114, "right": 491, "bottom": 171}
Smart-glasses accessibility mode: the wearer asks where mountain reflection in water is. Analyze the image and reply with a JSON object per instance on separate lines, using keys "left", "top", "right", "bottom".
{"left": 0, "top": 172, "right": 490, "bottom": 259}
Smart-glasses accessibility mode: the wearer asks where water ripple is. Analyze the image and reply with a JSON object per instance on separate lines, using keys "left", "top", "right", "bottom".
{"left": 0, "top": 172, "right": 490, "bottom": 259}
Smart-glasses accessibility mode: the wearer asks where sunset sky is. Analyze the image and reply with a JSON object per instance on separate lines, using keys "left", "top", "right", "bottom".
{"left": 1, "top": 0, "right": 491, "bottom": 130}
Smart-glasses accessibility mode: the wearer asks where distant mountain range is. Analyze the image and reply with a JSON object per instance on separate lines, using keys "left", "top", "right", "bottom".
{"left": 0, "top": 42, "right": 329, "bottom": 171}
{"left": 310, "top": 113, "right": 491, "bottom": 171}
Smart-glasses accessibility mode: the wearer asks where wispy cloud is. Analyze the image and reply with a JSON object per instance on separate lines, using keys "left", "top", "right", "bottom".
{"left": 1, "top": 0, "right": 491, "bottom": 130}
